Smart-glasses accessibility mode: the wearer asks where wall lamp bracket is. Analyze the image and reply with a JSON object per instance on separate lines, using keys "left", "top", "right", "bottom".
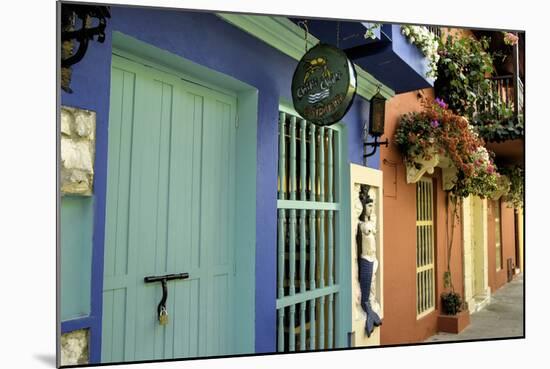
{"left": 363, "top": 136, "right": 389, "bottom": 159}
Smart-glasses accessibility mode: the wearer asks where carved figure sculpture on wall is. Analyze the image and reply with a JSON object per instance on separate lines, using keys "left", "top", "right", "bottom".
{"left": 356, "top": 184, "right": 382, "bottom": 337}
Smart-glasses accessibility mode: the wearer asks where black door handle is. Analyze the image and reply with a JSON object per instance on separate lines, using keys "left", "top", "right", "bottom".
{"left": 144, "top": 273, "right": 189, "bottom": 323}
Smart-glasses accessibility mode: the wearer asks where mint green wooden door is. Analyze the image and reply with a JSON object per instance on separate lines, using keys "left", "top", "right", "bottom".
{"left": 102, "top": 54, "right": 237, "bottom": 363}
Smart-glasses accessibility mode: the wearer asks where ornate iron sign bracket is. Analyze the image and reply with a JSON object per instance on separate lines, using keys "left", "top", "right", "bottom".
{"left": 60, "top": 4, "right": 110, "bottom": 92}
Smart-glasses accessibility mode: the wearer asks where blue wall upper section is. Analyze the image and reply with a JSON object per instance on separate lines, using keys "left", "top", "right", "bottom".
{"left": 106, "top": 7, "right": 369, "bottom": 167}
{"left": 60, "top": 5, "right": 376, "bottom": 357}
{"left": 286, "top": 20, "right": 433, "bottom": 94}
{"left": 355, "top": 24, "right": 433, "bottom": 93}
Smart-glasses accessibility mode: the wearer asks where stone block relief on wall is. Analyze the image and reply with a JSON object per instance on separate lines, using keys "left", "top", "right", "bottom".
{"left": 60, "top": 329, "right": 89, "bottom": 366}
{"left": 61, "top": 106, "right": 96, "bottom": 196}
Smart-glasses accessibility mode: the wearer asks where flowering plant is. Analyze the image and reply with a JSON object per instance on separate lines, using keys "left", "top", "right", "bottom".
{"left": 435, "top": 35, "right": 495, "bottom": 119}
{"left": 471, "top": 89, "right": 524, "bottom": 142}
{"left": 453, "top": 146, "right": 500, "bottom": 198}
{"left": 503, "top": 32, "right": 519, "bottom": 46}
{"left": 401, "top": 25, "right": 440, "bottom": 79}
{"left": 499, "top": 165, "right": 524, "bottom": 208}
{"left": 395, "top": 98, "right": 500, "bottom": 197}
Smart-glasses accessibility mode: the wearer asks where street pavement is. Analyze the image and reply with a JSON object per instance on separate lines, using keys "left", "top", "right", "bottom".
{"left": 425, "top": 274, "right": 524, "bottom": 342}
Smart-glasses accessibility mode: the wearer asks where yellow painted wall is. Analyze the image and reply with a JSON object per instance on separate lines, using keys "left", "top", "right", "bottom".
{"left": 517, "top": 208, "right": 524, "bottom": 272}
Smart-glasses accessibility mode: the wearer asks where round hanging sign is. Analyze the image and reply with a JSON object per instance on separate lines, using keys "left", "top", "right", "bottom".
{"left": 292, "top": 43, "right": 357, "bottom": 126}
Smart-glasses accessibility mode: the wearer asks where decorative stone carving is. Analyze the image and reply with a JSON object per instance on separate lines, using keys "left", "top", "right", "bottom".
{"left": 60, "top": 329, "right": 89, "bottom": 366}
{"left": 352, "top": 185, "right": 364, "bottom": 322}
{"left": 405, "top": 148, "right": 458, "bottom": 191}
{"left": 438, "top": 156, "right": 458, "bottom": 191}
{"left": 61, "top": 106, "right": 96, "bottom": 196}
{"left": 405, "top": 148, "right": 440, "bottom": 184}
{"left": 354, "top": 184, "right": 382, "bottom": 337}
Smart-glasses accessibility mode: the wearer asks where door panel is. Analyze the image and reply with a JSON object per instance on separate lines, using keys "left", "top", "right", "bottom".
{"left": 472, "top": 197, "right": 482, "bottom": 296}
{"left": 470, "top": 197, "right": 476, "bottom": 296}
{"left": 103, "top": 55, "right": 237, "bottom": 363}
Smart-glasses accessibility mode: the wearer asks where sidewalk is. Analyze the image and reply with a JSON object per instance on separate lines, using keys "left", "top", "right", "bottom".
{"left": 425, "top": 274, "right": 524, "bottom": 342}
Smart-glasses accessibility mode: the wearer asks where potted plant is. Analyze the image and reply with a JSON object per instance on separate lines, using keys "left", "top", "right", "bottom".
{"left": 438, "top": 292, "right": 469, "bottom": 333}
{"left": 441, "top": 290, "right": 462, "bottom": 315}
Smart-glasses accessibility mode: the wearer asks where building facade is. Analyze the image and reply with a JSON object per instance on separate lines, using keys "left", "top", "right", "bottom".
{"left": 58, "top": 4, "right": 523, "bottom": 365}
{"left": 377, "top": 27, "right": 524, "bottom": 344}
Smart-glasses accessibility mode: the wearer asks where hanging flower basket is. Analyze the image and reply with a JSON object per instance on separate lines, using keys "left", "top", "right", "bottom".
{"left": 395, "top": 99, "right": 501, "bottom": 198}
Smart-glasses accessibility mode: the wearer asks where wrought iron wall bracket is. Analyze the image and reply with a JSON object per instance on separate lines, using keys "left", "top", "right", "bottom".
{"left": 144, "top": 273, "right": 189, "bottom": 322}
{"left": 363, "top": 136, "right": 389, "bottom": 158}
{"left": 61, "top": 5, "right": 111, "bottom": 68}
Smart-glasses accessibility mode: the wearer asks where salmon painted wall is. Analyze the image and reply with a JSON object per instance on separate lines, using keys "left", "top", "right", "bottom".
{"left": 379, "top": 88, "right": 464, "bottom": 345}
{"left": 488, "top": 201, "right": 518, "bottom": 291}
{"left": 441, "top": 27, "right": 474, "bottom": 41}
{"left": 487, "top": 201, "right": 498, "bottom": 289}
{"left": 435, "top": 171, "right": 464, "bottom": 299}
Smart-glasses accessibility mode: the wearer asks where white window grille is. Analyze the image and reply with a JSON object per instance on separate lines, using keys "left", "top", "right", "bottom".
{"left": 416, "top": 177, "right": 435, "bottom": 318}
{"left": 276, "top": 108, "right": 340, "bottom": 352}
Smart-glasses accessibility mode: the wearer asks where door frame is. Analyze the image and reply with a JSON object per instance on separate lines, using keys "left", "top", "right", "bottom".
{"left": 100, "top": 32, "right": 258, "bottom": 359}
{"left": 462, "top": 196, "right": 490, "bottom": 313}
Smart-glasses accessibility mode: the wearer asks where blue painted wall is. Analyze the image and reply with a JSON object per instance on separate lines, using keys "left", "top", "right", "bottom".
{"left": 355, "top": 24, "right": 433, "bottom": 93}
{"left": 60, "top": 5, "right": 376, "bottom": 359}
{"left": 60, "top": 17, "right": 112, "bottom": 363}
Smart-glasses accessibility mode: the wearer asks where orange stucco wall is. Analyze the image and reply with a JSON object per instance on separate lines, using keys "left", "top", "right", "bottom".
{"left": 488, "top": 201, "right": 518, "bottom": 291}
{"left": 376, "top": 27, "right": 520, "bottom": 344}
{"left": 441, "top": 27, "right": 474, "bottom": 41}
{"left": 379, "top": 88, "right": 464, "bottom": 345}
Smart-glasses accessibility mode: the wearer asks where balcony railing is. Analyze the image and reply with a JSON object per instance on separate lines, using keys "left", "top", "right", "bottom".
{"left": 475, "top": 75, "right": 524, "bottom": 118}
{"left": 518, "top": 77, "right": 524, "bottom": 113}
{"left": 472, "top": 74, "right": 524, "bottom": 143}
{"left": 426, "top": 25, "right": 441, "bottom": 38}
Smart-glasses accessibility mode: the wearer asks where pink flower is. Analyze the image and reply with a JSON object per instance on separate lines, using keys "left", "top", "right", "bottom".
{"left": 434, "top": 97, "right": 448, "bottom": 109}
{"left": 503, "top": 32, "right": 519, "bottom": 46}
{"left": 487, "top": 165, "right": 495, "bottom": 174}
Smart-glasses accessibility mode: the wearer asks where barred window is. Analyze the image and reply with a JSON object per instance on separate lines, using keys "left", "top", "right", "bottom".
{"left": 276, "top": 108, "right": 340, "bottom": 352}
{"left": 416, "top": 177, "right": 435, "bottom": 318}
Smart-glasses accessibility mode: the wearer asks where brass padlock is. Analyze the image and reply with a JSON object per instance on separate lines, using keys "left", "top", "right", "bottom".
{"left": 159, "top": 306, "right": 168, "bottom": 326}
